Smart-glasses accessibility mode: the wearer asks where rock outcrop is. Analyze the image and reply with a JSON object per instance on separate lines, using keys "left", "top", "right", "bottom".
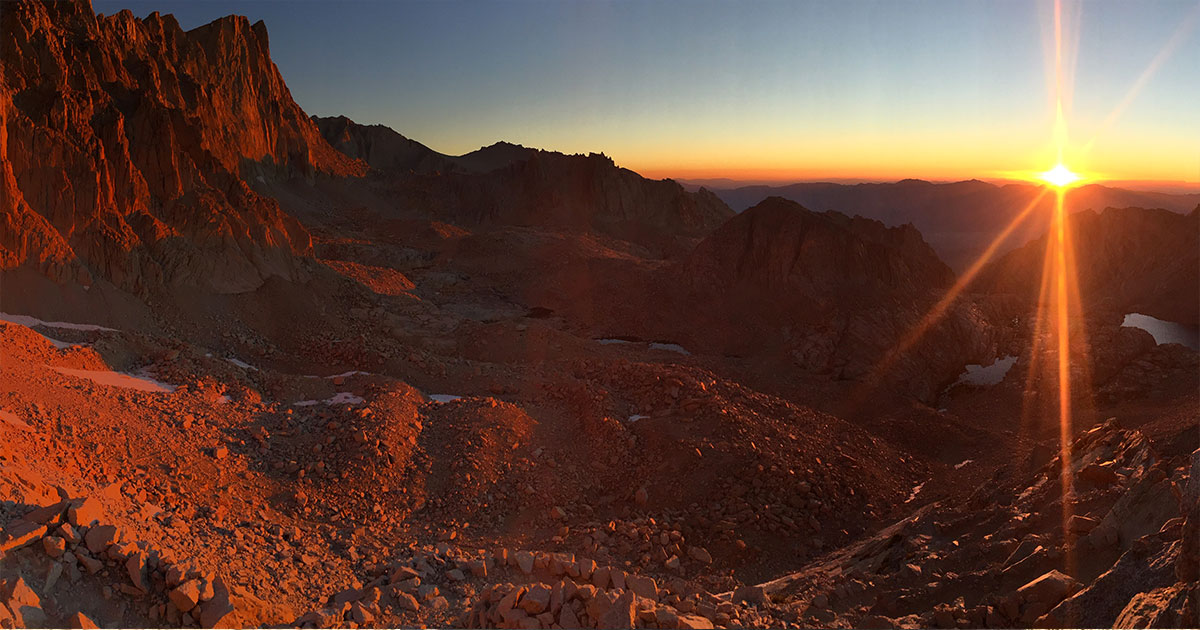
{"left": 0, "top": 0, "right": 366, "bottom": 294}
{"left": 745, "top": 419, "right": 1196, "bottom": 629}
{"left": 977, "top": 206, "right": 1200, "bottom": 325}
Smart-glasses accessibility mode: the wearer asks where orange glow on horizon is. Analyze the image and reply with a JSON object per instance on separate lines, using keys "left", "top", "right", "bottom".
{"left": 630, "top": 157, "right": 1196, "bottom": 187}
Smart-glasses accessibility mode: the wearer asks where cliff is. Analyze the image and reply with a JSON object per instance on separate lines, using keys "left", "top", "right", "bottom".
{"left": 0, "top": 0, "right": 366, "bottom": 294}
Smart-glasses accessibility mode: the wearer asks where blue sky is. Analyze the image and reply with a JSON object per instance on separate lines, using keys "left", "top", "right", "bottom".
{"left": 93, "top": 0, "right": 1199, "bottom": 182}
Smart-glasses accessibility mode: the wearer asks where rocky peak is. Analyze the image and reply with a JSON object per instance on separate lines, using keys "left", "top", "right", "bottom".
{"left": 683, "top": 196, "right": 954, "bottom": 299}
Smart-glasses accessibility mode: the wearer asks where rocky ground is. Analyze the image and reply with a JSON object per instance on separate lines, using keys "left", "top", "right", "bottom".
{"left": 1, "top": 260, "right": 1197, "bottom": 629}
{"left": 2, "top": 2, "right": 1198, "bottom": 628}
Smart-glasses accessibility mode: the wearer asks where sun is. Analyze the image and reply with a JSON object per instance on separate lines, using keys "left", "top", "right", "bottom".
{"left": 1039, "top": 163, "right": 1083, "bottom": 188}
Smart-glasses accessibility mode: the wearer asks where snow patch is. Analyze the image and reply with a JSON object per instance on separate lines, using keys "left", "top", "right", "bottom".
{"left": 1122, "top": 313, "right": 1200, "bottom": 350}
{"left": 626, "top": 414, "right": 649, "bottom": 423}
{"left": 326, "top": 370, "right": 370, "bottom": 379}
{"left": 226, "top": 357, "right": 258, "bottom": 371}
{"left": 292, "top": 393, "right": 364, "bottom": 406}
{"left": 649, "top": 342, "right": 691, "bottom": 356}
{"left": 43, "top": 336, "right": 79, "bottom": 349}
{"left": 0, "top": 312, "right": 118, "bottom": 332}
{"left": 597, "top": 338, "right": 692, "bottom": 356}
{"left": 429, "top": 394, "right": 462, "bottom": 403}
{"left": 326, "top": 392, "right": 364, "bottom": 405}
{"left": 955, "top": 355, "right": 1017, "bottom": 387}
{"left": 51, "top": 367, "right": 176, "bottom": 393}
{"left": 954, "top": 459, "right": 974, "bottom": 470}
{"left": 304, "top": 370, "right": 372, "bottom": 379}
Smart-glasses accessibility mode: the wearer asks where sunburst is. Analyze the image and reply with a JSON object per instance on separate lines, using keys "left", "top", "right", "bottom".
{"left": 1039, "top": 163, "right": 1083, "bottom": 188}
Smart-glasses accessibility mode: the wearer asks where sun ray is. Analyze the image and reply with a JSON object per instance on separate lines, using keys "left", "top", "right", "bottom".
{"left": 1018, "top": 230, "right": 1058, "bottom": 437}
{"left": 1051, "top": 189, "right": 1075, "bottom": 552}
{"left": 844, "top": 188, "right": 1052, "bottom": 408}
{"left": 1079, "top": 2, "right": 1200, "bottom": 158}
{"left": 1048, "top": 0, "right": 1074, "bottom": 582}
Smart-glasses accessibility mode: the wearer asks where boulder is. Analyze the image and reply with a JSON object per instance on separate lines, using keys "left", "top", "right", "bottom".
{"left": 22, "top": 500, "right": 68, "bottom": 525}
{"left": 1112, "top": 585, "right": 1189, "bottom": 628}
{"left": 558, "top": 603, "right": 582, "bottom": 629}
{"left": 1016, "top": 570, "right": 1081, "bottom": 609}
{"left": 125, "top": 553, "right": 149, "bottom": 593}
{"left": 592, "top": 565, "right": 611, "bottom": 589}
{"left": 688, "top": 546, "right": 713, "bottom": 564}
{"left": 83, "top": 525, "right": 119, "bottom": 554}
{"left": 198, "top": 578, "right": 236, "bottom": 628}
{"left": 1097, "top": 476, "right": 1179, "bottom": 547}
{"left": 0, "top": 520, "right": 47, "bottom": 553}
{"left": 67, "top": 498, "right": 105, "bottom": 527}
{"left": 42, "top": 535, "right": 66, "bottom": 558}
{"left": 395, "top": 591, "right": 420, "bottom": 612}
{"left": 733, "top": 584, "right": 768, "bottom": 606}
{"left": 170, "top": 581, "right": 203, "bottom": 613}
{"left": 516, "top": 551, "right": 535, "bottom": 574}
{"left": 1077, "top": 463, "right": 1120, "bottom": 487}
{"left": 521, "top": 584, "right": 551, "bottom": 615}
{"left": 0, "top": 577, "right": 46, "bottom": 627}
{"left": 625, "top": 574, "right": 658, "bottom": 600}
{"left": 597, "top": 590, "right": 636, "bottom": 629}
{"left": 1042, "top": 538, "right": 1178, "bottom": 627}
{"left": 677, "top": 613, "right": 716, "bottom": 629}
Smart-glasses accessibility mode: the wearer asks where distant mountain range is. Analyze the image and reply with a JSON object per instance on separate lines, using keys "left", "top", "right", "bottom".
{"left": 689, "top": 179, "right": 1200, "bottom": 271}
{"left": 307, "top": 115, "right": 732, "bottom": 252}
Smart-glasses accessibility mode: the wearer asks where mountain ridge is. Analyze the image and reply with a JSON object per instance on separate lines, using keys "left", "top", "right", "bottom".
{"left": 696, "top": 179, "right": 1200, "bottom": 271}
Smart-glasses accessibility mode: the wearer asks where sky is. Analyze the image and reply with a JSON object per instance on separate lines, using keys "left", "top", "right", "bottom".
{"left": 93, "top": 0, "right": 1200, "bottom": 185}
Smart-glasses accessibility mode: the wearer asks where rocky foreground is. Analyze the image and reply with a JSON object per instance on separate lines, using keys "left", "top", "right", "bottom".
{"left": 0, "top": 311, "right": 1197, "bottom": 629}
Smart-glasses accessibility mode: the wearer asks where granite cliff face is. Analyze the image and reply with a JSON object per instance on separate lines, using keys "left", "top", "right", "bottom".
{"left": 0, "top": 1, "right": 365, "bottom": 294}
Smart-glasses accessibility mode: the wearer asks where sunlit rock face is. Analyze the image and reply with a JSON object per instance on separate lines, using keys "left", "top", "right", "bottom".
{"left": 0, "top": 0, "right": 366, "bottom": 294}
